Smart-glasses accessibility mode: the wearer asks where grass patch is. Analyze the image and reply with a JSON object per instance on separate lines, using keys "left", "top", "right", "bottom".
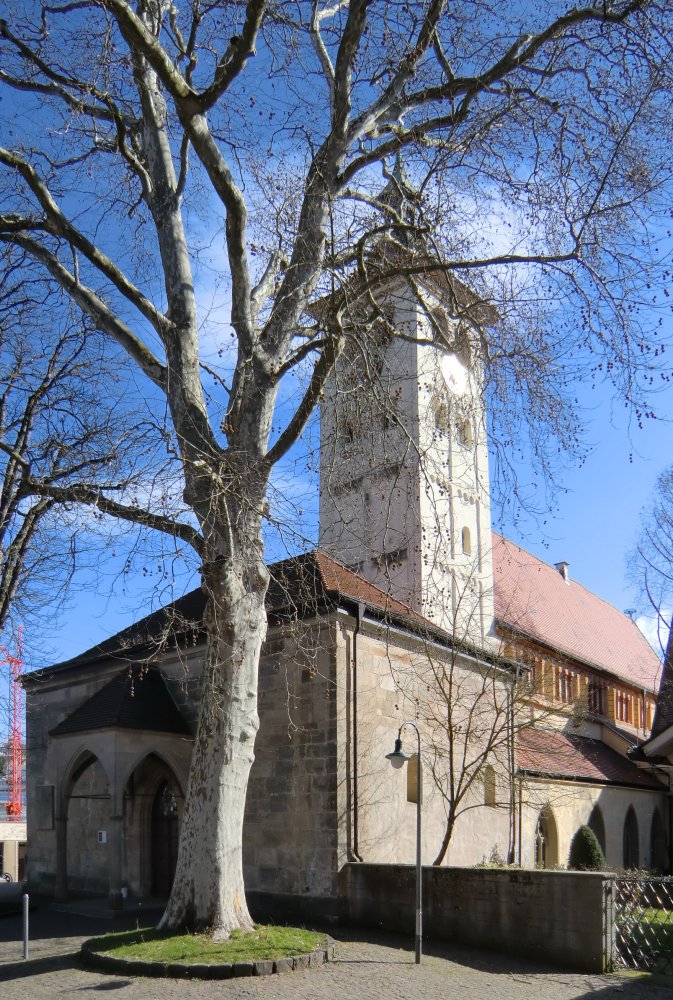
{"left": 618, "top": 906, "right": 673, "bottom": 974}
{"left": 86, "top": 924, "right": 326, "bottom": 965}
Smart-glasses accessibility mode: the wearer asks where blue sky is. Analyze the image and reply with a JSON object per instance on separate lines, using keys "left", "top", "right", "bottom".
{"left": 31, "top": 365, "right": 671, "bottom": 669}
{"left": 501, "top": 381, "right": 672, "bottom": 650}
{"left": 4, "top": 3, "right": 671, "bottom": 671}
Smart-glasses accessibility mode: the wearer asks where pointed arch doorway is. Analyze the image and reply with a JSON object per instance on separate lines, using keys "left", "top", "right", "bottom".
{"left": 151, "top": 779, "right": 180, "bottom": 898}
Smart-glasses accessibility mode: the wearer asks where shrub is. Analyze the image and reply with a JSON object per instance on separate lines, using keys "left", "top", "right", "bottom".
{"left": 568, "top": 825, "right": 606, "bottom": 870}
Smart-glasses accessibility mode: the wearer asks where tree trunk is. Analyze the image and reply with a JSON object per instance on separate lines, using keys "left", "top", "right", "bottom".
{"left": 433, "top": 808, "right": 457, "bottom": 867}
{"left": 159, "top": 521, "right": 269, "bottom": 936}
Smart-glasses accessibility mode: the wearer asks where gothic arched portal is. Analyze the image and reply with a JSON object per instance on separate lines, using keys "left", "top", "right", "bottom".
{"left": 151, "top": 779, "right": 180, "bottom": 898}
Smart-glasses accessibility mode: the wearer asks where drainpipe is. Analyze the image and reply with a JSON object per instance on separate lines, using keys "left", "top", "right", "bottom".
{"left": 507, "top": 666, "right": 520, "bottom": 865}
{"left": 507, "top": 682, "right": 516, "bottom": 864}
{"left": 349, "top": 601, "right": 365, "bottom": 862}
{"left": 518, "top": 777, "right": 523, "bottom": 866}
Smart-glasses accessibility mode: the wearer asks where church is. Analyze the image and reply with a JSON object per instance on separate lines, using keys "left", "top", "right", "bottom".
{"left": 21, "top": 193, "right": 669, "bottom": 915}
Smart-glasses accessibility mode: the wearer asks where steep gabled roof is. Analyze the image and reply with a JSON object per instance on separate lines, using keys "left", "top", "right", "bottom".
{"left": 29, "top": 537, "right": 662, "bottom": 698}
{"left": 50, "top": 664, "right": 191, "bottom": 736}
{"left": 517, "top": 727, "right": 664, "bottom": 790}
{"left": 492, "top": 533, "right": 661, "bottom": 693}
{"left": 24, "top": 588, "right": 207, "bottom": 683}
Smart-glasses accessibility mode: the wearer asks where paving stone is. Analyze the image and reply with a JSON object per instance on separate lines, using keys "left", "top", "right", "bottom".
{"left": 0, "top": 903, "right": 671, "bottom": 1000}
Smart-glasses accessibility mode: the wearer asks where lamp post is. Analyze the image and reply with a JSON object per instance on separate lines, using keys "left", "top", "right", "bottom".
{"left": 385, "top": 721, "right": 422, "bottom": 964}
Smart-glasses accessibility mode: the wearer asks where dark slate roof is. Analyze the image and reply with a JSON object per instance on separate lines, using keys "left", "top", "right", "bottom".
{"left": 26, "top": 551, "right": 476, "bottom": 684}
{"left": 25, "top": 589, "right": 208, "bottom": 684}
{"left": 517, "top": 727, "right": 664, "bottom": 790}
{"left": 50, "top": 664, "right": 191, "bottom": 737}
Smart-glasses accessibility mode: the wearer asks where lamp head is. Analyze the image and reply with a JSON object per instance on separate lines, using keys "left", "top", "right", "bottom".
{"left": 386, "top": 736, "right": 411, "bottom": 769}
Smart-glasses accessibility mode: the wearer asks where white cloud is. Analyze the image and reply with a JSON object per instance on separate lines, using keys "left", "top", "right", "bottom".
{"left": 636, "top": 611, "right": 671, "bottom": 657}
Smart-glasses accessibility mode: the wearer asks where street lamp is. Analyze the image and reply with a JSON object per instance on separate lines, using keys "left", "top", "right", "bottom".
{"left": 385, "top": 721, "right": 422, "bottom": 964}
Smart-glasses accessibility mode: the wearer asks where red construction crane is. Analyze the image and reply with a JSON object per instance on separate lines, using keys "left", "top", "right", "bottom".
{"left": 1, "top": 628, "right": 23, "bottom": 821}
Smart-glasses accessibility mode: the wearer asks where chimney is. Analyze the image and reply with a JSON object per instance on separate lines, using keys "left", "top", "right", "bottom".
{"left": 554, "top": 561, "right": 570, "bottom": 583}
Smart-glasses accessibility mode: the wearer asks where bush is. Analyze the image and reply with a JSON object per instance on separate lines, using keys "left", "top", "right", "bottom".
{"left": 568, "top": 825, "right": 605, "bottom": 870}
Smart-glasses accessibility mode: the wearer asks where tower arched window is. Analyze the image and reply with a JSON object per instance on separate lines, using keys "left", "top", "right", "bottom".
{"left": 434, "top": 402, "right": 448, "bottom": 435}
{"left": 457, "top": 416, "right": 473, "bottom": 448}
{"left": 461, "top": 526, "right": 472, "bottom": 555}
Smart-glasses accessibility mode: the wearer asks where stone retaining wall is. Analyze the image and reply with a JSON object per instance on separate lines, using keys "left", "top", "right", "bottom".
{"left": 339, "top": 863, "right": 615, "bottom": 973}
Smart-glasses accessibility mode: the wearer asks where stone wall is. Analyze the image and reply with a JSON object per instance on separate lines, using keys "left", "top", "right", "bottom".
{"left": 339, "top": 862, "right": 615, "bottom": 973}
{"left": 244, "top": 620, "right": 340, "bottom": 909}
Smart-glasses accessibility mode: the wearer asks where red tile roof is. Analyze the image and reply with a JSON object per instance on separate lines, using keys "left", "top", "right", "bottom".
{"left": 313, "top": 551, "right": 432, "bottom": 626}
{"left": 492, "top": 533, "right": 661, "bottom": 693}
{"left": 30, "top": 540, "right": 662, "bottom": 705}
{"left": 517, "top": 727, "right": 663, "bottom": 789}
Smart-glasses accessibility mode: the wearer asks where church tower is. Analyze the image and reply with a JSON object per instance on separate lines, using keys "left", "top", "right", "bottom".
{"left": 319, "top": 166, "right": 495, "bottom": 644}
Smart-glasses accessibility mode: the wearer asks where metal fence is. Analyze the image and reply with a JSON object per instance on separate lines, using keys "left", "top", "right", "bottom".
{"left": 615, "top": 874, "right": 673, "bottom": 974}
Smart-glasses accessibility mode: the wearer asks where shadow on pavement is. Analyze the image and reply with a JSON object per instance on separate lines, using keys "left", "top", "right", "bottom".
{"left": 329, "top": 924, "right": 673, "bottom": 995}
{"left": 0, "top": 900, "right": 159, "bottom": 946}
{"left": 0, "top": 951, "right": 78, "bottom": 981}
{"left": 1, "top": 908, "right": 672, "bottom": 997}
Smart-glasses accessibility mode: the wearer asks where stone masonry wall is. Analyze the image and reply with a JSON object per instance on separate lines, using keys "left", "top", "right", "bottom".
{"left": 340, "top": 862, "right": 615, "bottom": 973}
{"left": 244, "top": 619, "right": 340, "bottom": 912}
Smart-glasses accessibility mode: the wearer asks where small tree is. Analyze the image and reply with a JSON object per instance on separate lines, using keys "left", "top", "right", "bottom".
{"left": 568, "top": 824, "right": 606, "bottom": 871}
{"left": 0, "top": 257, "right": 165, "bottom": 643}
{"left": 387, "top": 564, "right": 558, "bottom": 866}
{"left": 633, "top": 466, "right": 673, "bottom": 649}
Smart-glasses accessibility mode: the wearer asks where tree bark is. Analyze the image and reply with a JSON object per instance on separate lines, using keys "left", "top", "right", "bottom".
{"left": 432, "top": 808, "right": 456, "bottom": 867}
{"left": 160, "top": 506, "right": 269, "bottom": 934}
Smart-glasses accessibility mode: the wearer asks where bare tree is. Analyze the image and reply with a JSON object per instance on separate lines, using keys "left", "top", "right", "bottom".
{"left": 0, "top": 256, "right": 171, "bottom": 645}
{"left": 387, "top": 566, "right": 557, "bottom": 867}
{"left": 633, "top": 466, "right": 673, "bottom": 646}
{"left": 0, "top": 1, "right": 672, "bottom": 935}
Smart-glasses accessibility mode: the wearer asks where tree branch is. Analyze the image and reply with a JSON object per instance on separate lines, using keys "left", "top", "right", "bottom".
{"left": 0, "top": 148, "right": 164, "bottom": 334}
{"left": 19, "top": 475, "right": 203, "bottom": 555}
{"left": 265, "top": 327, "right": 344, "bottom": 466}
{"left": 0, "top": 234, "right": 167, "bottom": 390}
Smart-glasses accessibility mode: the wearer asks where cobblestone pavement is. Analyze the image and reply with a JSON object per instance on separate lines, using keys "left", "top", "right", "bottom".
{"left": 0, "top": 903, "right": 672, "bottom": 999}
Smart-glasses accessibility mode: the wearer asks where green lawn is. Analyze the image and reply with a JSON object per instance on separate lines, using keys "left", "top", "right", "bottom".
{"left": 618, "top": 907, "right": 673, "bottom": 973}
{"left": 86, "top": 924, "right": 327, "bottom": 965}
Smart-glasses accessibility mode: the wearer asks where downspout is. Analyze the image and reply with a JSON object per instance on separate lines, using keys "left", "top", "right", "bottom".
{"left": 507, "top": 682, "right": 515, "bottom": 864}
{"left": 349, "top": 601, "right": 365, "bottom": 862}
{"left": 518, "top": 776, "right": 523, "bottom": 866}
{"left": 507, "top": 666, "right": 519, "bottom": 864}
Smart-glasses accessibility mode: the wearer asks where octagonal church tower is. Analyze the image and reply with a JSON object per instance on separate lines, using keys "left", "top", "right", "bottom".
{"left": 319, "top": 165, "right": 495, "bottom": 644}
